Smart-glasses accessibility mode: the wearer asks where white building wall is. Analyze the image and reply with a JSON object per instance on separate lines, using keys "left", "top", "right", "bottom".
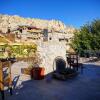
{"left": 37, "top": 40, "right": 67, "bottom": 75}
{"left": 35, "top": 32, "right": 74, "bottom": 75}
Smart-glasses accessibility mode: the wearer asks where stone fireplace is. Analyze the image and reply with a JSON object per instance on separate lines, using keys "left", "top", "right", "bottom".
{"left": 37, "top": 41, "right": 67, "bottom": 75}
{"left": 54, "top": 57, "right": 66, "bottom": 72}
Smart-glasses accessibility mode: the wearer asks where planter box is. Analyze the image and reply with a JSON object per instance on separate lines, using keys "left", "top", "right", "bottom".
{"left": 53, "top": 68, "right": 78, "bottom": 80}
{"left": 21, "top": 67, "right": 45, "bottom": 80}
{"left": 31, "top": 67, "right": 45, "bottom": 80}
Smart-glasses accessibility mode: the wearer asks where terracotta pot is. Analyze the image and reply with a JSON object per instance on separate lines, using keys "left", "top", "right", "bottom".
{"left": 31, "top": 67, "right": 45, "bottom": 80}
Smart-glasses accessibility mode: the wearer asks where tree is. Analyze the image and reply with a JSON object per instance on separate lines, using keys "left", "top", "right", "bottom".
{"left": 71, "top": 19, "right": 100, "bottom": 56}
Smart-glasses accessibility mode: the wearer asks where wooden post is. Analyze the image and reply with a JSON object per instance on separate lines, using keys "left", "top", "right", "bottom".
{"left": 8, "top": 61, "right": 12, "bottom": 95}
{"left": 76, "top": 54, "right": 78, "bottom": 71}
{"left": 0, "top": 60, "right": 13, "bottom": 100}
{"left": 0, "top": 61, "right": 4, "bottom": 100}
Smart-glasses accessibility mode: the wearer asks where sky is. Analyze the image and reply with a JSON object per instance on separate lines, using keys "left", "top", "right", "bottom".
{"left": 0, "top": 0, "right": 100, "bottom": 28}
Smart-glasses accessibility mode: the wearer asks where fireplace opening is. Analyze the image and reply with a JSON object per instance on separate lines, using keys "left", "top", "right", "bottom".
{"left": 55, "top": 57, "right": 66, "bottom": 73}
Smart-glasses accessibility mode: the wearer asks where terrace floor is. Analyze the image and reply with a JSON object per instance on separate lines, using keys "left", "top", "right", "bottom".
{"left": 3, "top": 63, "right": 100, "bottom": 100}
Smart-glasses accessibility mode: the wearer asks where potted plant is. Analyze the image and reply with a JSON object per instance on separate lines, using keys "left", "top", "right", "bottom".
{"left": 29, "top": 53, "right": 45, "bottom": 80}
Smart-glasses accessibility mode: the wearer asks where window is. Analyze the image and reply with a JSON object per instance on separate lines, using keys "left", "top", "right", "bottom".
{"left": 49, "top": 37, "right": 52, "bottom": 40}
{"left": 59, "top": 38, "right": 64, "bottom": 41}
{"left": 65, "top": 39, "right": 69, "bottom": 42}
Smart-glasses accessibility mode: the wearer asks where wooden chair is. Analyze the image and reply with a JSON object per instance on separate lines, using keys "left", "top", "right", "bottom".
{"left": 67, "top": 53, "right": 83, "bottom": 71}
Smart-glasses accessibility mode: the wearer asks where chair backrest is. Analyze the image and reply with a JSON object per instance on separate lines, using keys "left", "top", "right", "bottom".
{"left": 67, "top": 53, "right": 78, "bottom": 66}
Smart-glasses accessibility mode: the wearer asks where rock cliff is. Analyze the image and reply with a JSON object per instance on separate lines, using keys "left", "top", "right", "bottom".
{"left": 0, "top": 14, "right": 75, "bottom": 33}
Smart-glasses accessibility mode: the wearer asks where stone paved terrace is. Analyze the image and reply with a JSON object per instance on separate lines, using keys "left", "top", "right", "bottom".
{"left": 2, "top": 63, "right": 100, "bottom": 100}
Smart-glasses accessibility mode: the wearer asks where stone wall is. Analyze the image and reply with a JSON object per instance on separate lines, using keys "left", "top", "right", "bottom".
{"left": 48, "top": 32, "right": 73, "bottom": 42}
{"left": 35, "top": 32, "right": 74, "bottom": 75}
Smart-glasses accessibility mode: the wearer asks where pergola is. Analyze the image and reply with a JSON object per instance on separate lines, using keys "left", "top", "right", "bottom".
{"left": 0, "top": 42, "right": 36, "bottom": 100}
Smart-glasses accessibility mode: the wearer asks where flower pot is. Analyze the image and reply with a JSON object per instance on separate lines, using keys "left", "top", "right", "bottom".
{"left": 31, "top": 67, "right": 45, "bottom": 80}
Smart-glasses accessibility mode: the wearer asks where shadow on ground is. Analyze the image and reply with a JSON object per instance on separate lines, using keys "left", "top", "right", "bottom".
{"left": 3, "top": 64, "right": 100, "bottom": 100}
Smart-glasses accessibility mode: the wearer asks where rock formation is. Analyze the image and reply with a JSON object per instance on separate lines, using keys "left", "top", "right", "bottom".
{"left": 0, "top": 14, "right": 75, "bottom": 33}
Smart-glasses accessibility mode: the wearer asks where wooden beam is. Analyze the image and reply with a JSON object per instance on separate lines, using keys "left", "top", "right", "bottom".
{"left": 0, "top": 61, "right": 4, "bottom": 91}
{"left": 0, "top": 61, "right": 4, "bottom": 100}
